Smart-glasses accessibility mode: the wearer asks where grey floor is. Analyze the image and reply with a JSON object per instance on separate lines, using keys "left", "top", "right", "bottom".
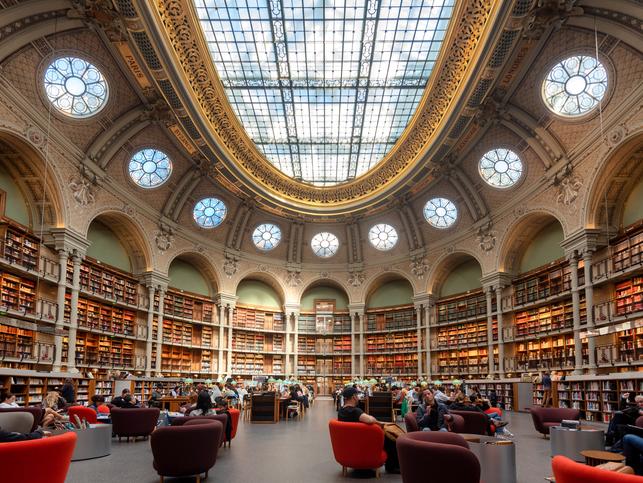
{"left": 65, "top": 400, "right": 586, "bottom": 483}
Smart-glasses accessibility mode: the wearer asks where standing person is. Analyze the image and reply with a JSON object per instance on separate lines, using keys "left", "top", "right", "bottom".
{"left": 542, "top": 372, "right": 552, "bottom": 407}
{"left": 60, "top": 378, "right": 75, "bottom": 405}
{"left": 337, "top": 386, "right": 400, "bottom": 474}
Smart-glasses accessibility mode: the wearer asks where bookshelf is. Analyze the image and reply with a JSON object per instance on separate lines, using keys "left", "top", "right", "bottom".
{"left": 65, "top": 295, "right": 137, "bottom": 336}
{"left": 68, "top": 332, "right": 136, "bottom": 369}
{"left": 611, "top": 224, "right": 643, "bottom": 274}
{"left": 0, "top": 221, "right": 39, "bottom": 271}
{"left": 69, "top": 258, "right": 139, "bottom": 306}
{"left": 0, "top": 375, "right": 93, "bottom": 406}
{"left": 365, "top": 353, "right": 418, "bottom": 375}
{"left": 297, "top": 356, "right": 316, "bottom": 375}
{"left": 512, "top": 260, "right": 584, "bottom": 307}
{"left": 476, "top": 382, "right": 514, "bottom": 411}
{"left": 366, "top": 332, "right": 417, "bottom": 352}
{"left": 615, "top": 276, "right": 643, "bottom": 316}
{"left": 434, "top": 347, "right": 489, "bottom": 376}
{"left": 233, "top": 306, "right": 285, "bottom": 331}
{"left": 1, "top": 273, "right": 36, "bottom": 313}
{"left": 436, "top": 291, "right": 489, "bottom": 324}
{"left": 514, "top": 334, "right": 587, "bottom": 371}
{"left": 232, "top": 331, "right": 284, "bottom": 352}
{"left": 0, "top": 324, "right": 35, "bottom": 360}
{"left": 162, "top": 290, "right": 215, "bottom": 324}
{"left": 434, "top": 319, "right": 497, "bottom": 349}
{"left": 366, "top": 306, "right": 416, "bottom": 332}
{"left": 512, "top": 298, "right": 585, "bottom": 339}
{"left": 595, "top": 327, "right": 643, "bottom": 366}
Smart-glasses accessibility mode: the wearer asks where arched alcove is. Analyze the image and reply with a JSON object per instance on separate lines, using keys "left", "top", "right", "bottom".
{"left": 518, "top": 220, "right": 564, "bottom": 273}
{"left": 300, "top": 280, "right": 349, "bottom": 311}
{"left": 168, "top": 256, "right": 216, "bottom": 297}
{"left": 236, "top": 279, "right": 283, "bottom": 310}
{"left": 427, "top": 252, "right": 483, "bottom": 297}
{"left": 0, "top": 163, "right": 30, "bottom": 226}
{"left": 622, "top": 176, "right": 643, "bottom": 228}
{"left": 87, "top": 219, "right": 132, "bottom": 272}
{"left": 365, "top": 275, "right": 414, "bottom": 308}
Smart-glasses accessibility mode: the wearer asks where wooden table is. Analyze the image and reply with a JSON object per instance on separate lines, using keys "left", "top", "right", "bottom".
{"left": 158, "top": 397, "right": 189, "bottom": 412}
{"left": 580, "top": 449, "right": 626, "bottom": 466}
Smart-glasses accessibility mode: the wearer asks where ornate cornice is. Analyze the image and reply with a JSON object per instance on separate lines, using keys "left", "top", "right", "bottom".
{"left": 128, "top": 0, "right": 508, "bottom": 215}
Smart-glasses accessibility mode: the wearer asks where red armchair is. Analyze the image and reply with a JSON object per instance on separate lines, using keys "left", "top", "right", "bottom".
{"left": 328, "top": 419, "right": 387, "bottom": 476}
{"left": 172, "top": 414, "right": 228, "bottom": 446}
{"left": 0, "top": 407, "right": 43, "bottom": 432}
{"left": 111, "top": 407, "right": 160, "bottom": 441}
{"left": 404, "top": 412, "right": 419, "bottom": 432}
{"left": 223, "top": 408, "right": 240, "bottom": 447}
{"left": 530, "top": 407, "right": 580, "bottom": 437}
{"left": 449, "top": 410, "right": 489, "bottom": 435}
{"left": 397, "top": 432, "right": 480, "bottom": 483}
{"left": 151, "top": 419, "right": 223, "bottom": 483}
{"left": 68, "top": 406, "right": 97, "bottom": 425}
{"left": 0, "top": 431, "right": 77, "bottom": 483}
{"left": 552, "top": 455, "right": 641, "bottom": 483}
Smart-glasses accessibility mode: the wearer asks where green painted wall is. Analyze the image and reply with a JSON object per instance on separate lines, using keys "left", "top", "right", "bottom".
{"left": 623, "top": 178, "right": 643, "bottom": 227}
{"left": 237, "top": 280, "right": 281, "bottom": 309}
{"left": 519, "top": 221, "right": 564, "bottom": 273}
{"left": 0, "top": 164, "right": 30, "bottom": 226}
{"left": 440, "top": 259, "right": 482, "bottom": 297}
{"left": 301, "top": 286, "right": 349, "bottom": 311}
{"left": 168, "top": 259, "right": 210, "bottom": 296}
{"left": 367, "top": 279, "right": 413, "bottom": 308}
{"left": 86, "top": 221, "right": 131, "bottom": 272}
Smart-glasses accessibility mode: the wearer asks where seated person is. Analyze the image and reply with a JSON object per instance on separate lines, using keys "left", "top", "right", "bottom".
{"left": 0, "top": 390, "right": 19, "bottom": 408}
{"left": 189, "top": 391, "right": 216, "bottom": 416}
{"left": 623, "top": 433, "right": 643, "bottom": 475}
{"left": 88, "top": 395, "right": 110, "bottom": 415}
{"left": 415, "top": 390, "right": 448, "bottom": 431}
{"left": 338, "top": 386, "right": 400, "bottom": 474}
{"left": 111, "top": 388, "right": 136, "bottom": 408}
{"left": 148, "top": 385, "right": 164, "bottom": 409}
{"left": 41, "top": 391, "right": 66, "bottom": 428}
{"left": 607, "top": 395, "right": 643, "bottom": 447}
{"left": 0, "top": 425, "right": 49, "bottom": 443}
{"left": 119, "top": 394, "right": 140, "bottom": 409}
{"left": 449, "top": 395, "right": 508, "bottom": 434}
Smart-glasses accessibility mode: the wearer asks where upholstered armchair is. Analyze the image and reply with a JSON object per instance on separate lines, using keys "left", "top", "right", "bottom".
{"left": 328, "top": 419, "right": 387, "bottom": 477}
{"left": 530, "top": 407, "right": 581, "bottom": 437}
{"left": 111, "top": 407, "right": 160, "bottom": 441}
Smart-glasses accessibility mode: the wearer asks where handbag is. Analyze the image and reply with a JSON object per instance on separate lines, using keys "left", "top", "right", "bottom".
{"left": 383, "top": 423, "right": 405, "bottom": 441}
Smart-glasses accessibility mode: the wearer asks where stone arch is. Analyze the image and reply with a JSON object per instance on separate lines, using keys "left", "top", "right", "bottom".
{"left": 165, "top": 250, "right": 221, "bottom": 297}
{"left": 426, "top": 250, "right": 484, "bottom": 296}
{"left": 0, "top": 129, "right": 66, "bottom": 229}
{"left": 496, "top": 211, "right": 566, "bottom": 276}
{"left": 584, "top": 132, "right": 643, "bottom": 232}
{"left": 362, "top": 271, "right": 417, "bottom": 307}
{"left": 232, "top": 269, "right": 286, "bottom": 308}
{"left": 297, "top": 277, "right": 352, "bottom": 308}
{"left": 83, "top": 210, "right": 153, "bottom": 275}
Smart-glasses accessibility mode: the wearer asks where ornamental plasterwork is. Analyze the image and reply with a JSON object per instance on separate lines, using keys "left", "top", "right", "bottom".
{"left": 285, "top": 270, "right": 302, "bottom": 288}
{"left": 410, "top": 256, "right": 429, "bottom": 279}
{"left": 223, "top": 254, "right": 238, "bottom": 278}
{"left": 149, "top": 0, "right": 496, "bottom": 208}
{"left": 347, "top": 271, "right": 365, "bottom": 288}
{"left": 68, "top": 166, "right": 97, "bottom": 207}
{"left": 155, "top": 224, "right": 174, "bottom": 252}
{"left": 555, "top": 165, "right": 583, "bottom": 206}
{"left": 477, "top": 221, "right": 496, "bottom": 252}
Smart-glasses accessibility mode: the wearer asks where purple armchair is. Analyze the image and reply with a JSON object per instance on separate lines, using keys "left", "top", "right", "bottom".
{"left": 0, "top": 407, "right": 43, "bottom": 432}
{"left": 404, "top": 412, "right": 419, "bottom": 433}
{"left": 151, "top": 419, "right": 223, "bottom": 483}
{"left": 111, "top": 407, "right": 160, "bottom": 441}
{"left": 530, "top": 407, "right": 580, "bottom": 437}
{"left": 397, "top": 432, "right": 480, "bottom": 483}
{"left": 449, "top": 410, "right": 489, "bottom": 435}
{"left": 171, "top": 414, "right": 228, "bottom": 446}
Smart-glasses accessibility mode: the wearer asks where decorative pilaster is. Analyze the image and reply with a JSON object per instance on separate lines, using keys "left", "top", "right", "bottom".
{"left": 217, "top": 304, "right": 225, "bottom": 376}
{"left": 569, "top": 253, "right": 583, "bottom": 374}
{"left": 584, "top": 250, "right": 597, "bottom": 373}
{"left": 155, "top": 287, "right": 166, "bottom": 376}
{"left": 481, "top": 272, "right": 512, "bottom": 379}
{"left": 283, "top": 303, "right": 300, "bottom": 377}
{"left": 485, "top": 287, "right": 494, "bottom": 376}
{"left": 348, "top": 303, "right": 365, "bottom": 378}
{"left": 52, "top": 249, "right": 68, "bottom": 372}
{"left": 139, "top": 271, "right": 169, "bottom": 378}
{"left": 66, "top": 254, "right": 82, "bottom": 373}
{"left": 495, "top": 286, "right": 504, "bottom": 377}
{"left": 145, "top": 285, "right": 155, "bottom": 376}
{"left": 216, "top": 293, "right": 237, "bottom": 378}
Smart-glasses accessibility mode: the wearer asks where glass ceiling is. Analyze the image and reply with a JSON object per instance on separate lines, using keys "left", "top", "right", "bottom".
{"left": 194, "top": 0, "right": 455, "bottom": 186}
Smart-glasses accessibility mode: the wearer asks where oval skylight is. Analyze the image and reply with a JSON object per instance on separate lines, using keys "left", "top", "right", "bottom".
{"left": 194, "top": 0, "right": 455, "bottom": 186}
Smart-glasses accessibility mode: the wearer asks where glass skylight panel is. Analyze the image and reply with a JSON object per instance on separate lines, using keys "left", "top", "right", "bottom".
{"left": 194, "top": 0, "right": 455, "bottom": 185}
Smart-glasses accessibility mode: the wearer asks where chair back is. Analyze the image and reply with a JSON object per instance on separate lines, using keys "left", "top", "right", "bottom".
{"left": 0, "top": 411, "right": 34, "bottom": 433}
{"left": 228, "top": 408, "right": 240, "bottom": 440}
{"left": 635, "top": 415, "right": 643, "bottom": 428}
{"left": 0, "top": 407, "right": 43, "bottom": 432}
{"left": 450, "top": 410, "right": 488, "bottom": 435}
{"left": 111, "top": 407, "right": 160, "bottom": 437}
{"left": 530, "top": 407, "right": 580, "bottom": 435}
{"left": 328, "top": 419, "right": 387, "bottom": 470}
{"left": 552, "top": 455, "right": 642, "bottom": 483}
{"left": 171, "top": 414, "right": 228, "bottom": 445}
{"left": 404, "top": 411, "right": 419, "bottom": 432}
{"left": 367, "top": 392, "right": 394, "bottom": 422}
{"left": 151, "top": 420, "right": 222, "bottom": 478}
{"left": 68, "top": 406, "right": 97, "bottom": 425}
{"left": 0, "top": 431, "right": 77, "bottom": 483}
{"left": 397, "top": 432, "right": 480, "bottom": 483}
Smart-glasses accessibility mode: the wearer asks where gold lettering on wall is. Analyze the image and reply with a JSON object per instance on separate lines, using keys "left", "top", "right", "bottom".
{"left": 116, "top": 42, "right": 152, "bottom": 89}
{"left": 169, "top": 124, "right": 197, "bottom": 155}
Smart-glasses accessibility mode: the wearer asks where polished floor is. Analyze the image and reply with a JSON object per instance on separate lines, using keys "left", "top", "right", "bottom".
{"left": 66, "top": 400, "right": 580, "bottom": 483}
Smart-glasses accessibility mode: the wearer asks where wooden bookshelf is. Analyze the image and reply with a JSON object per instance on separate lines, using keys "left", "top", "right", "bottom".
{"left": 297, "top": 356, "right": 316, "bottom": 375}
{"left": 512, "top": 298, "right": 585, "bottom": 339}
{"left": 65, "top": 295, "right": 137, "bottom": 336}
{"left": 233, "top": 306, "right": 285, "bottom": 331}
{"left": 365, "top": 353, "right": 418, "bottom": 375}
{"left": 611, "top": 224, "right": 643, "bottom": 274}
{"left": 434, "top": 319, "right": 497, "bottom": 349}
{"left": 69, "top": 258, "right": 139, "bottom": 306}
{"left": 615, "top": 276, "right": 643, "bottom": 316}
{"left": 366, "top": 332, "right": 417, "bottom": 352}
{"left": 476, "top": 382, "right": 514, "bottom": 411}
{"left": 434, "top": 347, "right": 489, "bottom": 376}
{"left": 0, "top": 220, "right": 39, "bottom": 272}
{"left": 67, "top": 331, "right": 136, "bottom": 369}
{"left": 0, "top": 324, "right": 35, "bottom": 360}
{"left": 0, "top": 375, "right": 92, "bottom": 406}
{"left": 231, "top": 353, "right": 264, "bottom": 375}
{"left": 366, "top": 306, "right": 416, "bottom": 331}
{"left": 514, "top": 334, "right": 587, "bottom": 371}
{"left": 161, "top": 290, "right": 215, "bottom": 324}
{"left": 512, "top": 260, "right": 584, "bottom": 307}
{"left": 595, "top": 327, "right": 643, "bottom": 366}
{"left": 232, "top": 331, "right": 284, "bottom": 352}
{"left": 1, "top": 273, "right": 36, "bottom": 314}
{"left": 436, "top": 291, "right": 488, "bottom": 325}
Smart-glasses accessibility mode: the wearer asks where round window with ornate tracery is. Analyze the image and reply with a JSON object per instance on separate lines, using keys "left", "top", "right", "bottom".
{"left": 423, "top": 197, "right": 457, "bottom": 229}
{"left": 128, "top": 149, "right": 173, "bottom": 188}
{"left": 193, "top": 197, "right": 227, "bottom": 228}
{"left": 368, "top": 224, "right": 399, "bottom": 251}
{"left": 479, "top": 148, "right": 523, "bottom": 188}
{"left": 311, "top": 232, "right": 339, "bottom": 258}
{"left": 252, "top": 223, "right": 282, "bottom": 251}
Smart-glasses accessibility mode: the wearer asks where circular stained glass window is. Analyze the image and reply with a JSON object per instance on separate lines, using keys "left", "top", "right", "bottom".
{"left": 423, "top": 198, "right": 457, "bottom": 229}
{"left": 44, "top": 57, "right": 108, "bottom": 118}
{"left": 542, "top": 55, "right": 607, "bottom": 117}
{"left": 479, "top": 148, "right": 523, "bottom": 188}
{"left": 368, "top": 224, "right": 399, "bottom": 251}
{"left": 252, "top": 223, "right": 282, "bottom": 251}
{"left": 128, "top": 149, "right": 172, "bottom": 188}
{"left": 193, "top": 197, "right": 227, "bottom": 228}
{"left": 311, "top": 232, "right": 339, "bottom": 258}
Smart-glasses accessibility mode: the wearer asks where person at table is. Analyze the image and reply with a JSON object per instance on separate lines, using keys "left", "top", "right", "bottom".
{"left": 623, "top": 433, "right": 643, "bottom": 475}
{"left": 112, "top": 388, "right": 137, "bottom": 408}
{"left": 416, "top": 390, "right": 449, "bottom": 431}
{"left": 338, "top": 386, "right": 400, "bottom": 474}
{"left": 88, "top": 395, "right": 110, "bottom": 414}
{"left": 606, "top": 395, "right": 643, "bottom": 447}
{"left": 0, "top": 389, "right": 19, "bottom": 408}
{"left": 189, "top": 391, "right": 216, "bottom": 416}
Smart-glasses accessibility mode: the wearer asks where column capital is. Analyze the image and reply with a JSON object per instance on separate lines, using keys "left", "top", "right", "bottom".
{"left": 283, "top": 303, "right": 301, "bottom": 317}
{"left": 480, "top": 271, "right": 512, "bottom": 291}
{"left": 561, "top": 228, "right": 606, "bottom": 258}
{"left": 44, "top": 228, "right": 90, "bottom": 258}
{"left": 215, "top": 292, "right": 238, "bottom": 308}
{"left": 347, "top": 303, "right": 366, "bottom": 316}
{"left": 412, "top": 294, "right": 435, "bottom": 308}
{"left": 139, "top": 270, "right": 170, "bottom": 291}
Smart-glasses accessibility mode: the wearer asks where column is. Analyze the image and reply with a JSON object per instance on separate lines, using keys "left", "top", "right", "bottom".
{"left": 52, "top": 249, "right": 68, "bottom": 371}
{"left": 584, "top": 251, "right": 597, "bottom": 372}
{"left": 285, "top": 312, "right": 292, "bottom": 375}
{"left": 415, "top": 305, "right": 422, "bottom": 376}
{"left": 351, "top": 312, "right": 359, "bottom": 378}
{"left": 496, "top": 287, "right": 504, "bottom": 377}
{"left": 65, "top": 254, "right": 82, "bottom": 372}
{"left": 569, "top": 254, "right": 583, "bottom": 373}
{"left": 424, "top": 304, "right": 432, "bottom": 379}
{"left": 359, "top": 312, "right": 365, "bottom": 378}
{"left": 485, "top": 288, "right": 494, "bottom": 376}
{"left": 227, "top": 305, "right": 234, "bottom": 375}
{"left": 217, "top": 304, "right": 225, "bottom": 377}
{"left": 293, "top": 312, "right": 299, "bottom": 377}
{"left": 144, "top": 285, "right": 155, "bottom": 376}
{"left": 155, "top": 287, "right": 165, "bottom": 375}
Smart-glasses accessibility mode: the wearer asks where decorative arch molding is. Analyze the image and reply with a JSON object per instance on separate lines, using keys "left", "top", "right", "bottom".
{"left": 362, "top": 271, "right": 418, "bottom": 308}
{"left": 583, "top": 131, "right": 643, "bottom": 231}
{"left": 164, "top": 250, "right": 221, "bottom": 297}
{"left": 0, "top": 128, "right": 66, "bottom": 228}
{"left": 296, "top": 276, "right": 353, "bottom": 308}
{"left": 94, "top": 108, "right": 151, "bottom": 169}
{"left": 425, "top": 250, "right": 484, "bottom": 296}
{"left": 231, "top": 269, "right": 287, "bottom": 309}
{"left": 83, "top": 208, "right": 154, "bottom": 275}
{"left": 495, "top": 209, "right": 567, "bottom": 276}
